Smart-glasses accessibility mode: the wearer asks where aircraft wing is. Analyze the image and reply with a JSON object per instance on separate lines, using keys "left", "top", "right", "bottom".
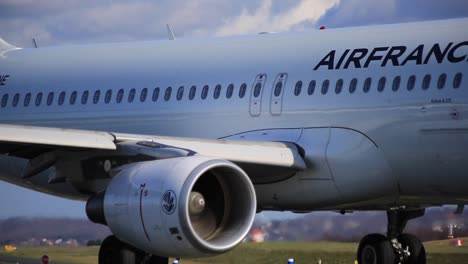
{"left": 0, "top": 124, "right": 117, "bottom": 151}
{"left": 0, "top": 124, "right": 306, "bottom": 169}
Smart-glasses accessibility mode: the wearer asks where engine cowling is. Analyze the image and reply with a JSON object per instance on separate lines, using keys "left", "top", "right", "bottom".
{"left": 86, "top": 156, "right": 256, "bottom": 258}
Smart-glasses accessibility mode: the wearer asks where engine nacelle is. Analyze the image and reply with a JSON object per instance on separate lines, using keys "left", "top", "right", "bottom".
{"left": 86, "top": 156, "right": 256, "bottom": 258}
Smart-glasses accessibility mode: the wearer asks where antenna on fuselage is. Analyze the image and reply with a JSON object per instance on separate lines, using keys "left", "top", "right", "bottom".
{"left": 166, "top": 24, "right": 176, "bottom": 40}
{"left": 32, "top": 38, "right": 38, "bottom": 48}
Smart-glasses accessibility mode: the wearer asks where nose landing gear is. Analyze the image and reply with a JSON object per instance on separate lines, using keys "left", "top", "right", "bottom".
{"left": 99, "top": 235, "right": 169, "bottom": 264}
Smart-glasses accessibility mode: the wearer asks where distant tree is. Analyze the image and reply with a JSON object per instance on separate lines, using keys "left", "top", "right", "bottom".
{"left": 0, "top": 217, "right": 111, "bottom": 244}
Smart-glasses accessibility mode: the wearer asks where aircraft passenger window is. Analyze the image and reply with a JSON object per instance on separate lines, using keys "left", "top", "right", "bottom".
{"left": 140, "top": 88, "right": 148, "bottom": 102}
{"left": 377, "top": 77, "right": 386, "bottom": 92}
{"left": 321, "top": 80, "right": 329, "bottom": 95}
{"left": 47, "top": 92, "right": 54, "bottom": 106}
{"left": 308, "top": 80, "right": 316, "bottom": 95}
{"left": 239, "top": 83, "right": 247, "bottom": 98}
{"left": 226, "top": 84, "right": 234, "bottom": 99}
{"left": 117, "top": 89, "right": 124, "bottom": 103}
{"left": 81, "top": 90, "right": 89, "bottom": 104}
{"left": 35, "top": 93, "right": 43, "bottom": 106}
{"left": 349, "top": 78, "right": 357, "bottom": 94}
{"left": 392, "top": 76, "right": 401, "bottom": 92}
{"left": 363, "top": 78, "right": 372, "bottom": 93}
{"left": 24, "top": 93, "right": 31, "bottom": 107}
{"left": 422, "top": 74, "right": 431, "bottom": 90}
{"left": 335, "top": 79, "right": 343, "bottom": 94}
{"left": 201, "top": 85, "right": 209, "bottom": 100}
{"left": 407, "top": 75, "right": 416, "bottom": 91}
{"left": 253, "top": 82, "right": 262, "bottom": 98}
{"left": 152, "top": 87, "right": 160, "bottom": 102}
{"left": 58, "top": 91, "right": 66, "bottom": 105}
{"left": 437, "top": 74, "right": 446, "bottom": 90}
{"left": 128, "top": 88, "right": 136, "bottom": 102}
{"left": 164, "top": 87, "right": 172, "bottom": 101}
{"left": 70, "top": 91, "right": 77, "bottom": 105}
{"left": 1, "top": 94, "right": 7, "bottom": 108}
{"left": 12, "top": 93, "right": 20, "bottom": 107}
{"left": 294, "top": 81, "right": 303, "bottom": 96}
{"left": 189, "top": 86, "right": 196, "bottom": 100}
{"left": 105, "top": 89, "right": 112, "bottom": 104}
{"left": 453, "top": 73, "right": 463, "bottom": 89}
{"left": 214, "top": 84, "right": 221, "bottom": 99}
{"left": 274, "top": 82, "right": 283, "bottom": 97}
{"left": 177, "top": 86, "right": 184, "bottom": 101}
{"left": 93, "top": 90, "right": 101, "bottom": 104}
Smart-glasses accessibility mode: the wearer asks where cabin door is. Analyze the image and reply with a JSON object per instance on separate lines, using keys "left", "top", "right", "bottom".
{"left": 249, "top": 74, "right": 267, "bottom": 117}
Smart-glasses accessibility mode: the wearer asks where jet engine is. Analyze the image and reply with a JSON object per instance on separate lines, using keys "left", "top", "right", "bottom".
{"left": 86, "top": 156, "right": 256, "bottom": 258}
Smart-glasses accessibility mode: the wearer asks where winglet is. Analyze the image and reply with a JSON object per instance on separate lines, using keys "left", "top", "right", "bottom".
{"left": 166, "top": 24, "right": 176, "bottom": 40}
{"left": 0, "top": 38, "right": 20, "bottom": 56}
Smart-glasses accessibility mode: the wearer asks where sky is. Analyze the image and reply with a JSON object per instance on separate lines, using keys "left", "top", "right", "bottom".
{"left": 1, "top": 0, "right": 468, "bottom": 47}
{"left": 0, "top": 0, "right": 467, "bottom": 219}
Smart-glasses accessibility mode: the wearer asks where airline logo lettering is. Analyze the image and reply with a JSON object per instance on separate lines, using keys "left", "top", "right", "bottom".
{"left": 162, "top": 190, "right": 177, "bottom": 215}
{"left": 0, "top": 75, "right": 9, "bottom": 86}
{"left": 314, "top": 41, "right": 468, "bottom": 70}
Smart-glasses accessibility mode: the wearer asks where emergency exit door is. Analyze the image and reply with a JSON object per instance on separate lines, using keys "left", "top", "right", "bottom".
{"left": 270, "top": 73, "right": 287, "bottom": 115}
{"left": 249, "top": 74, "right": 267, "bottom": 117}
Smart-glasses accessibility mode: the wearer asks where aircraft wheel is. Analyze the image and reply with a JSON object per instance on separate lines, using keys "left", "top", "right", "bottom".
{"left": 99, "top": 235, "right": 168, "bottom": 264}
{"left": 399, "top": 233, "right": 426, "bottom": 264}
{"left": 99, "top": 235, "right": 135, "bottom": 264}
{"left": 357, "top": 234, "right": 396, "bottom": 264}
{"left": 142, "top": 255, "right": 170, "bottom": 264}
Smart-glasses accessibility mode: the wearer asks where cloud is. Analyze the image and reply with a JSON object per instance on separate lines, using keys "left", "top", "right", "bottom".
{"left": 0, "top": 0, "right": 467, "bottom": 47}
{"left": 319, "top": 0, "right": 468, "bottom": 28}
{"left": 327, "top": 0, "right": 397, "bottom": 25}
{"left": 166, "top": 1, "right": 234, "bottom": 30}
{"left": 213, "top": 0, "right": 341, "bottom": 36}
{"left": 0, "top": 0, "right": 342, "bottom": 46}
{"left": 0, "top": 0, "right": 238, "bottom": 46}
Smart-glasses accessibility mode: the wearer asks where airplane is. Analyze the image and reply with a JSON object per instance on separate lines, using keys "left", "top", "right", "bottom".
{"left": 0, "top": 17, "right": 467, "bottom": 264}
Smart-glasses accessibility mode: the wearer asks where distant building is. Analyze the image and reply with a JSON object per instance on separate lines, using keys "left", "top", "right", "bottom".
{"left": 19, "top": 238, "right": 39, "bottom": 246}
{"left": 65, "top": 239, "right": 79, "bottom": 247}
{"left": 40, "top": 238, "right": 54, "bottom": 246}
{"left": 251, "top": 229, "right": 266, "bottom": 243}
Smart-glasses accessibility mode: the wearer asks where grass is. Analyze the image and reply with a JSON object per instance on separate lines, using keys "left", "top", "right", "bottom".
{"left": 1, "top": 239, "right": 468, "bottom": 264}
{"left": 0, "top": 246, "right": 98, "bottom": 264}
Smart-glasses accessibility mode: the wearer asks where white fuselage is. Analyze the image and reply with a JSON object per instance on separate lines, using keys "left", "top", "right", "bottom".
{"left": 0, "top": 18, "right": 467, "bottom": 210}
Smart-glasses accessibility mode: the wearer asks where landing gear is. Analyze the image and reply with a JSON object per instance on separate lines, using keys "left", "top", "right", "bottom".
{"left": 357, "top": 234, "right": 396, "bottom": 264}
{"left": 99, "top": 236, "right": 168, "bottom": 264}
{"left": 357, "top": 209, "right": 426, "bottom": 264}
{"left": 398, "top": 234, "right": 426, "bottom": 264}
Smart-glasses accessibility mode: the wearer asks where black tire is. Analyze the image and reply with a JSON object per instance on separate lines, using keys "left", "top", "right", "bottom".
{"left": 99, "top": 236, "right": 124, "bottom": 264}
{"left": 99, "top": 235, "right": 169, "bottom": 264}
{"left": 399, "top": 233, "right": 426, "bottom": 264}
{"left": 357, "top": 234, "right": 396, "bottom": 264}
{"left": 144, "top": 255, "right": 169, "bottom": 264}
{"left": 99, "top": 236, "right": 138, "bottom": 264}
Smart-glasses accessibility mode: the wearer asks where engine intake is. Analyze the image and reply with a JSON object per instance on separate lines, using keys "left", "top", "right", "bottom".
{"left": 86, "top": 156, "right": 256, "bottom": 258}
